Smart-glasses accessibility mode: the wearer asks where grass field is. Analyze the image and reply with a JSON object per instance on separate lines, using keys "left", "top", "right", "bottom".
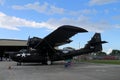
{"left": 81, "top": 60, "right": 120, "bottom": 65}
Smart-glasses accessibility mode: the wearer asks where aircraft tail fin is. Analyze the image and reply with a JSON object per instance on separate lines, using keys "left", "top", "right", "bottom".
{"left": 84, "top": 33, "right": 107, "bottom": 52}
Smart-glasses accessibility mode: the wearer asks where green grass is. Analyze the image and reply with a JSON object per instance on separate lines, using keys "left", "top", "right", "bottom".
{"left": 81, "top": 60, "right": 120, "bottom": 65}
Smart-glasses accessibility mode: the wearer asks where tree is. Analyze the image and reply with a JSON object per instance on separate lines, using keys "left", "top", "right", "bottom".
{"left": 109, "top": 49, "right": 120, "bottom": 56}
{"left": 96, "top": 51, "right": 107, "bottom": 56}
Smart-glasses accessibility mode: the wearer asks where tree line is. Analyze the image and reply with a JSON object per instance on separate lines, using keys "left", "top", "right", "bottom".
{"left": 96, "top": 49, "right": 120, "bottom": 56}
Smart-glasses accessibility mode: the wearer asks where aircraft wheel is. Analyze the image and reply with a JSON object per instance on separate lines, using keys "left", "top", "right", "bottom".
{"left": 47, "top": 60, "right": 52, "bottom": 65}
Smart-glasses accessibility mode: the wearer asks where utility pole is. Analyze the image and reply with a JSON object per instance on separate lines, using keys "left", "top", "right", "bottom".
{"left": 79, "top": 42, "right": 80, "bottom": 49}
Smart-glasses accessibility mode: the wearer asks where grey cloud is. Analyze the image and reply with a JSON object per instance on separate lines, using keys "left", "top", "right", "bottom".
{"left": 12, "top": 2, "right": 65, "bottom": 15}
{"left": 0, "top": 12, "right": 50, "bottom": 30}
{"left": 0, "top": 12, "right": 113, "bottom": 32}
{"left": 12, "top": 2, "right": 99, "bottom": 16}
{"left": 46, "top": 16, "right": 112, "bottom": 32}
{"left": 89, "top": 0, "right": 119, "bottom": 6}
{"left": 0, "top": 0, "right": 4, "bottom": 5}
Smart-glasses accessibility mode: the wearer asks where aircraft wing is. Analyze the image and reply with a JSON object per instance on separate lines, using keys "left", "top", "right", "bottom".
{"left": 34, "top": 25, "right": 88, "bottom": 51}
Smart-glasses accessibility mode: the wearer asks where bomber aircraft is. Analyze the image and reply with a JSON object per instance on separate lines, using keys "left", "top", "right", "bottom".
{"left": 10, "top": 25, "right": 107, "bottom": 65}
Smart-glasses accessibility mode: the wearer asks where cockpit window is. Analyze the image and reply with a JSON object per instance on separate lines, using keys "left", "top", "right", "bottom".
{"left": 19, "top": 49, "right": 27, "bottom": 53}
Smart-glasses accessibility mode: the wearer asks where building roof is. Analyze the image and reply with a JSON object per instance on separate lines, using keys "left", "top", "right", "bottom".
{"left": 0, "top": 39, "right": 27, "bottom": 46}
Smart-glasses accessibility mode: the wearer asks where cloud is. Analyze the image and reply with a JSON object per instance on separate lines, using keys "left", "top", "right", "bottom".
{"left": 45, "top": 16, "right": 112, "bottom": 32}
{"left": 112, "top": 15, "right": 120, "bottom": 28}
{"left": 0, "top": 12, "right": 50, "bottom": 30}
{"left": 12, "top": 2, "right": 98, "bottom": 16}
{"left": 106, "top": 48, "right": 113, "bottom": 54}
{"left": 0, "top": 0, "right": 4, "bottom": 5}
{"left": 0, "top": 12, "right": 113, "bottom": 32}
{"left": 115, "top": 24, "right": 120, "bottom": 28}
{"left": 89, "top": 0, "right": 119, "bottom": 6}
{"left": 69, "top": 9, "right": 97, "bottom": 16}
{"left": 112, "top": 15, "right": 120, "bottom": 20}
{"left": 12, "top": 2, "right": 65, "bottom": 15}
{"left": 104, "top": 9, "right": 109, "bottom": 14}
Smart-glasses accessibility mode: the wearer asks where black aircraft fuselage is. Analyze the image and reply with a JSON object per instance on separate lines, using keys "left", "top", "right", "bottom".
{"left": 10, "top": 25, "right": 107, "bottom": 65}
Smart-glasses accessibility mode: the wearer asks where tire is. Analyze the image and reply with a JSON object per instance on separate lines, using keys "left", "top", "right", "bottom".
{"left": 47, "top": 60, "right": 52, "bottom": 65}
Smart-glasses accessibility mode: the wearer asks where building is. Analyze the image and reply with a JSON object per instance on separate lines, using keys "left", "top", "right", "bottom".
{"left": 0, "top": 39, "right": 27, "bottom": 53}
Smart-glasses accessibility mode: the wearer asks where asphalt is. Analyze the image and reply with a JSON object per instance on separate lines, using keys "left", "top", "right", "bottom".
{"left": 0, "top": 61, "right": 120, "bottom": 80}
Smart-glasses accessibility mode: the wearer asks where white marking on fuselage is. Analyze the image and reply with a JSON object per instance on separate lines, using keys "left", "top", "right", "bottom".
{"left": 26, "top": 53, "right": 31, "bottom": 56}
{"left": 16, "top": 54, "right": 21, "bottom": 57}
{"left": 21, "top": 53, "right": 26, "bottom": 57}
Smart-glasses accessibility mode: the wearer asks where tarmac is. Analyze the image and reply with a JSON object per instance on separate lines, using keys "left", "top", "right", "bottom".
{"left": 0, "top": 61, "right": 120, "bottom": 80}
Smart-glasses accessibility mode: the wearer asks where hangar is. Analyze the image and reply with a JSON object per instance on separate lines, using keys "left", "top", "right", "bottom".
{"left": 0, "top": 39, "right": 27, "bottom": 53}
{"left": 0, "top": 39, "right": 27, "bottom": 60}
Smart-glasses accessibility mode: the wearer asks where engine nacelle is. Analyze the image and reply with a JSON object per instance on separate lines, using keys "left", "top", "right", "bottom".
{"left": 27, "top": 37, "right": 42, "bottom": 48}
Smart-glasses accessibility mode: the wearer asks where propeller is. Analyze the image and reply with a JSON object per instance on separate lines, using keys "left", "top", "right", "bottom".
{"left": 27, "top": 36, "right": 30, "bottom": 49}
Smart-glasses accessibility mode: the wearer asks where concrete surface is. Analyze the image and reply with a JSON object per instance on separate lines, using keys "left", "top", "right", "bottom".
{"left": 0, "top": 61, "right": 120, "bottom": 80}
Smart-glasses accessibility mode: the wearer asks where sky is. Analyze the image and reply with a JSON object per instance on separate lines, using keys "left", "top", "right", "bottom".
{"left": 0, "top": 0, "right": 120, "bottom": 54}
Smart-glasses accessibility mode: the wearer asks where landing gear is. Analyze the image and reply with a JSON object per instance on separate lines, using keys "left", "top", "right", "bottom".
{"left": 17, "top": 62, "right": 22, "bottom": 66}
{"left": 41, "top": 60, "right": 52, "bottom": 65}
{"left": 46, "top": 53, "right": 53, "bottom": 65}
{"left": 47, "top": 60, "right": 52, "bottom": 65}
